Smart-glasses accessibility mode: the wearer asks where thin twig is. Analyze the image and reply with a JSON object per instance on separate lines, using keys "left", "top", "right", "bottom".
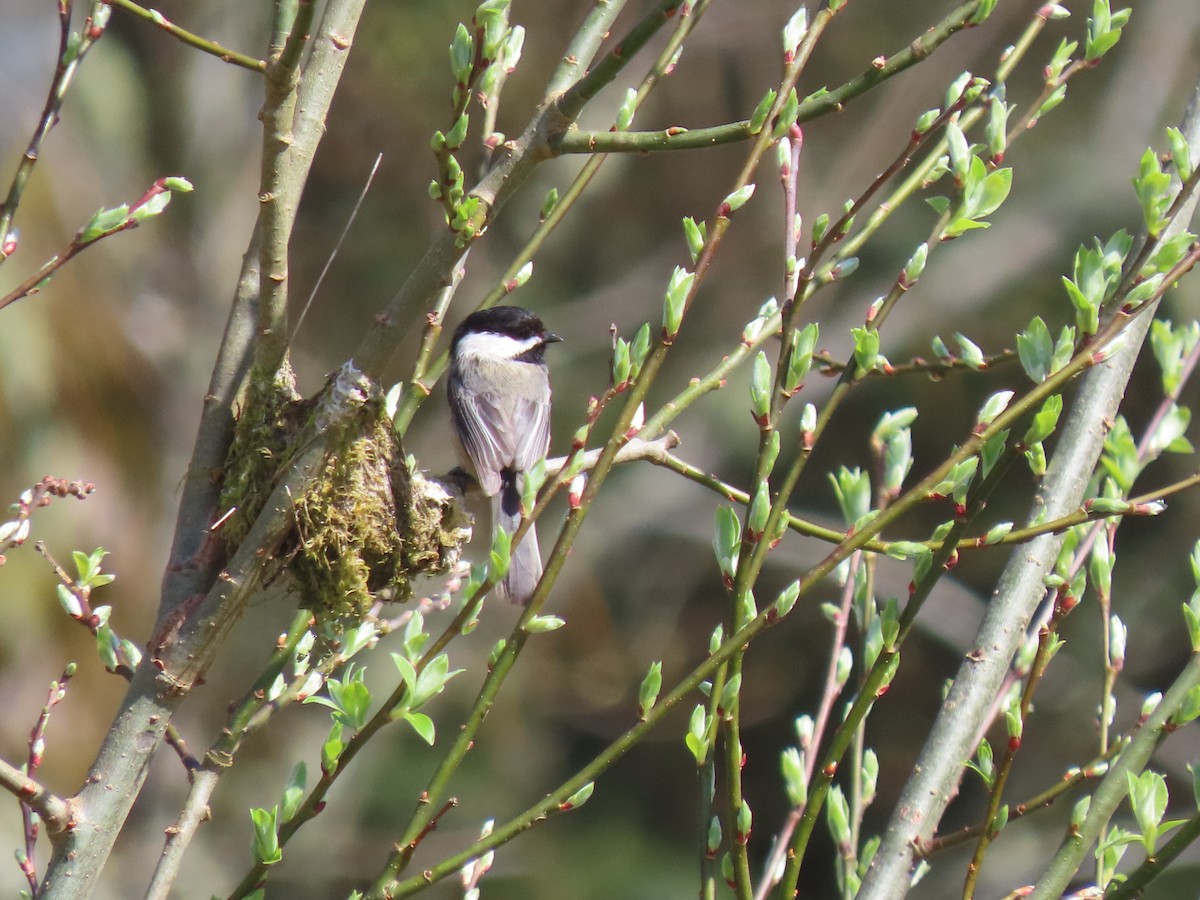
{"left": 103, "top": 0, "right": 266, "bottom": 72}
{"left": 0, "top": 1, "right": 108, "bottom": 264}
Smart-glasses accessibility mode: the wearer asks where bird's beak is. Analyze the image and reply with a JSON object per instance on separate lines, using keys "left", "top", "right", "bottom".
{"left": 543, "top": 332, "right": 563, "bottom": 344}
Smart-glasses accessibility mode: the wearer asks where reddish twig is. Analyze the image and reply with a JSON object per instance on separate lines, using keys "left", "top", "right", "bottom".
{"left": 17, "top": 664, "right": 76, "bottom": 895}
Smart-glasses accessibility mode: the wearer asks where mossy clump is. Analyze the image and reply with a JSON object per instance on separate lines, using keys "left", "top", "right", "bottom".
{"left": 217, "top": 360, "right": 308, "bottom": 549}
{"left": 288, "top": 408, "right": 411, "bottom": 620}
{"left": 219, "top": 362, "right": 469, "bottom": 627}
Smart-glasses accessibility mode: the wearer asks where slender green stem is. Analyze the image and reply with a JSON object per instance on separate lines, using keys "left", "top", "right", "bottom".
{"left": 917, "top": 746, "right": 1121, "bottom": 858}
{"left": 146, "top": 611, "right": 313, "bottom": 900}
{"left": 0, "top": 1, "right": 107, "bottom": 264}
{"left": 556, "top": 0, "right": 684, "bottom": 120}
{"left": 962, "top": 584, "right": 1065, "bottom": 898}
{"left": 699, "top": 759, "right": 717, "bottom": 899}
{"left": 559, "top": 0, "right": 992, "bottom": 154}
{"left": 725, "top": 660, "right": 753, "bottom": 898}
{"left": 0, "top": 233, "right": 96, "bottom": 311}
{"left": 545, "top": 0, "right": 630, "bottom": 97}
{"left": 558, "top": 120, "right": 757, "bottom": 154}
{"left": 105, "top": 0, "right": 267, "bottom": 72}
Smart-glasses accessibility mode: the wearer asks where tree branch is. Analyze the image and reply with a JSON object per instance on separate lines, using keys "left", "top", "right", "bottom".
{"left": 0, "top": 757, "right": 72, "bottom": 837}
{"left": 37, "top": 2, "right": 370, "bottom": 894}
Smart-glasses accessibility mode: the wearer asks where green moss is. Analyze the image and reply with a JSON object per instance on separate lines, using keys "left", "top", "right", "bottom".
{"left": 288, "top": 409, "right": 410, "bottom": 621}
{"left": 217, "top": 360, "right": 307, "bottom": 549}
{"left": 218, "top": 362, "right": 468, "bottom": 628}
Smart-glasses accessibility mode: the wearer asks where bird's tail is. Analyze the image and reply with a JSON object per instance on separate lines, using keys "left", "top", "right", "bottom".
{"left": 494, "top": 469, "right": 542, "bottom": 604}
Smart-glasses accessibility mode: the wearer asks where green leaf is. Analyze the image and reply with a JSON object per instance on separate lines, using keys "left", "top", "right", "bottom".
{"left": 946, "top": 121, "right": 970, "bottom": 183}
{"left": 524, "top": 614, "right": 566, "bottom": 633}
{"left": 629, "top": 323, "right": 652, "bottom": 375}
{"left": 489, "top": 524, "right": 512, "bottom": 579}
{"left": 1167, "top": 126, "right": 1194, "bottom": 181}
{"left": 280, "top": 762, "right": 307, "bottom": 823}
{"left": 902, "top": 243, "right": 927, "bottom": 285}
{"left": 746, "top": 482, "right": 770, "bottom": 539}
{"left": 411, "top": 653, "right": 463, "bottom": 707}
{"left": 562, "top": 781, "right": 595, "bottom": 810}
{"left": 403, "top": 711, "right": 436, "bottom": 745}
{"left": 612, "top": 338, "right": 631, "bottom": 386}
{"left": 662, "top": 266, "right": 694, "bottom": 337}
{"left": 980, "top": 429, "right": 1008, "bottom": 479}
{"left": 811, "top": 212, "right": 830, "bottom": 246}
{"left": 713, "top": 507, "right": 742, "bottom": 581}
{"left": 771, "top": 88, "right": 799, "bottom": 140}
{"left": 973, "top": 167, "right": 1012, "bottom": 218}
{"left": 681, "top": 217, "right": 706, "bottom": 264}
{"left": 784, "top": 323, "right": 818, "bottom": 393}
{"left": 685, "top": 704, "right": 710, "bottom": 764}
{"left": 986, "top": 96, "right": 1008, "bottom": 159}
{"left": 829, "top": 467, "right": 870, "bottom": 526}
{"left": 638, "top": 661, "right": 662, "bottom": 717}
{"left": 721, "top": 184, "right": 755, "bottom": 216}
{"left": 79, "top": 205, "right": 130, "bottom": 243}
{"left": 1133, "top": 147, "right": 1173, "bottom": 237}
{"left": 851, "top": 327, "right": 879, "bottom": 375}
{"left": 749, "top": 351, "right": 771, "bottom": 421}
{"left": 1036, "top": 84, "right": 1068, "bottom": 120}
{"left": 773, "top": 580, "right": 801, "bottom": 618}
{"left": 1017, "top": 316, "right": 1053, "bottom": 382}
{"left": 976, "top": 390, "right": 1013, "bottom": 427}
{"left": 130, "top": 190, "right": 171, "bottom": 222}
{"left": 1023, "top": 395, "right": 1063, "bottom": 445}
{"left": 748, "top": 89, "right": 777, "bottom": 134}
{"left": 782, "top": 7, "right": 808, "bottom": 53}
{"left": 614, "top": 87, "right": 637, "bottom": 131}
{"left": 782, "top": 747, "right": 807, "bottom": 806}
{"left": 250, "top": 807, "right": 282, "bottom": 865}
{"left": 826, "top": 786, "right": 850, "bottom": 844}
{"left": 321, "top": 723, "right": 345, "bottom": 773}
{"left": 953, "top": 333, "right": 985, "bottom": 368}
{"left": 95, "top": 625, "right": 119, "bottom": 672}
{"left": 450, "top": 22, "right": 474, "bottom": 84}
{"left": 56, "top": 584, "right": 82, "bottom": 618}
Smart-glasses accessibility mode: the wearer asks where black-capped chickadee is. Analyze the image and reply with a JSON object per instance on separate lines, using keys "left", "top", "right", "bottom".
{"left": 448, "top": 306, "right": 561, "bottom": 604}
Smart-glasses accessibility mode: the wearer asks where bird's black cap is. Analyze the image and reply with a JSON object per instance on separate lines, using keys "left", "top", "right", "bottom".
{"left": 451, "top": 305, "right": 561, "bottom": 348}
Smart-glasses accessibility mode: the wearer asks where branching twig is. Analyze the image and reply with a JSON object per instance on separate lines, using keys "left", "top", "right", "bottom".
{"left": 15, "top": 665, "right": 76, "bottom": 894}
{"left": 0, "top": 177, "right": 190, "bottom": 312}
{"left": 556, "top": 0, "right": 992, "bottom": 154}
{"left": 0, "top": 755, "right": 71, "bottom": 839}
{"left": 0, "top": 0, "right": 109, "bottom": 264}
{"left": 103, "top": 0, "right": 266, "bottom": 72}
{"left": 917, "top": 747, "right": 1121, "bottom": 858}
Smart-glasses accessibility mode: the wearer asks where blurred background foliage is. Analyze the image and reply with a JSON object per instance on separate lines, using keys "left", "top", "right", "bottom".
{"left": 2, "top": 0, "right": 1200, "bottom": 897}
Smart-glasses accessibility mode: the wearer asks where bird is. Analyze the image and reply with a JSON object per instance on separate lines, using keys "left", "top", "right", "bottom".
{"left": 447, "top": 305, "right": 561, "bottom": 604}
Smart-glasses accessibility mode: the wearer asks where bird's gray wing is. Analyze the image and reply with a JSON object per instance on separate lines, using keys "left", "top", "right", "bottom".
{"left": 512, "top": 391, "right": 552, "bottom": 473}
{"left": 448, "top": 378, "right": 512, "bottom": 496}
